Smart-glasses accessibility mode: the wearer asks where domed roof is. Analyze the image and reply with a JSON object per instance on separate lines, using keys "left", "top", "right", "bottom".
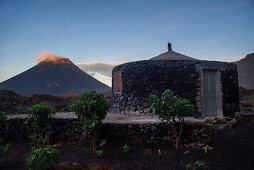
{"left": 149, "top": 43, "right": 197, "bottom": 61}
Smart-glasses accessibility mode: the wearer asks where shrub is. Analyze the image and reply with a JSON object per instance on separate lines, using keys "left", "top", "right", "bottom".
{"left": 29, "top": 135, "right": 49, "bottom": 147}
{"left": 70, "top": 91, "right": 110, "bottom": 152}
{"left": 83, "top": 147, "right": 88, "bottom": 154}
{"left": 0, "top": 144, "right": 10, "bottom": 154}
{"left": 0, "top": 111, "right": 7, "bottom": 125}
{"left": 149, "top": 89, "right": 194, "bottom": 149}
{"left": 25, "top": 102, "right": 56, "bottom": 137}
{"left": 72, "top": 162, "right": 78, "bottom": 168}
{"left": 122, "top": 144, "right": 130, "bottom": 154}
{"left": 26, "top": 146, "right": 59, "bottom": 170}
{"left": 0, "top": 144, "right": 10, "bottom": 159}
{"left": 186, "top": 161, "right": 206, "bottom": 169}
{"left": 95, "top": 149, "right": 104, "bottom": 157}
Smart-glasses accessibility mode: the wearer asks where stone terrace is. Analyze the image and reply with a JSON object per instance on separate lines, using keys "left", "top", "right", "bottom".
{"left": 2, "top": 112, "right": 254, "bottom": 148}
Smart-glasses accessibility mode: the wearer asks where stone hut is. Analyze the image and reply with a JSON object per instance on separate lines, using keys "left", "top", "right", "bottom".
{"left": 112, "top": 43, "right": 239, "bottom": 118}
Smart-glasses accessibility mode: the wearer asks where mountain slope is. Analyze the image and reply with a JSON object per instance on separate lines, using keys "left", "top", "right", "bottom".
{"left": 234, "top": 52, "right": 254, "bottom": 90}
{"left": 86, "top": 71, "right": 112, "bottom": 87}
{"left": 0, "top": 58, "right": 111, "bottom": 96}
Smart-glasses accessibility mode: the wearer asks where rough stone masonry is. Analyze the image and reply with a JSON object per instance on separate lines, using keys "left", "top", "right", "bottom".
{"left": 112, "top": 60, "right": 239, "bottom": 118}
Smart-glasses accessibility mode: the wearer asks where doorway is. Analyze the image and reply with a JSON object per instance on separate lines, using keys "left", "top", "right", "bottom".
{"left": 202, "top": 69, "right": 221, "bottom": 117}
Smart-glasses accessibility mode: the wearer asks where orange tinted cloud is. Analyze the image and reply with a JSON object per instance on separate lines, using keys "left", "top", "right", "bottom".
{"left": 228, "top": 55, "right": 246, "bottom": 62}
{"left": 36, "top": 51, "right": 65, "bottom": 63}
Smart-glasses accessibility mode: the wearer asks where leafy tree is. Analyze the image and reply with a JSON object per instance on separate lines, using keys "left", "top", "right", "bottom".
{"left": 26, "top": 146, "right": 59, "bottom": 170}
{"left": 149, "top": 89, "right": 194, "bottom": 149}
{"left": 25, "top": 102, "right": 56, "bottom": 138}
{"left": 0, "top": 111, "right": 7, "bottom": 125}
{"left": 70, "top": 91, "right": 110, "bottom": 152}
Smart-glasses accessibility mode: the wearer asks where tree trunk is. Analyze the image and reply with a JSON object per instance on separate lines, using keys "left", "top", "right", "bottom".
{"left": 91, "top": 139, "right": 96, "bottom": 152}
{"left": 175, "top": 122, "right": 183, "bottom": 150}
{"left": 169, "top": 122, "right": 184, "bottom": 150}
{"left": 175, "top": 137, "right": 179, "bottom": 150}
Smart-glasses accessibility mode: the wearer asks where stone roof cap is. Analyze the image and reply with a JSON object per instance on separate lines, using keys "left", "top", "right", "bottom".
{"left": 149, "top": 42, "right": 198, "bottom": 61}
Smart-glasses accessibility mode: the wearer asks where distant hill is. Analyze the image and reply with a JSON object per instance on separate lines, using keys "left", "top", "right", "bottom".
{"left": 234, "top": 52, "right": 254, "bottom": 90}
{"left": 0, "top": 89, "right": 20, "bottom": 96}
{"left": 0, "top": 57, "right": 111, "bottom": 96}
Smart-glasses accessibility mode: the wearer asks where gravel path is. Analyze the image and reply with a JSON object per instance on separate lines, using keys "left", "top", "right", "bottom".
{"left": 7, "top": 112, "right": 207, "bottom": 124}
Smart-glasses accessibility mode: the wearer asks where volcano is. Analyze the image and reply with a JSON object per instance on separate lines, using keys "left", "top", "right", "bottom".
{"left": 0, "top": 57, "right": 111, "bottom": 96}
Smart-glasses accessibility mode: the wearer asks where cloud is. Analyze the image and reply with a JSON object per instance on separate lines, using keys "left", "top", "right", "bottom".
{"left": 86, "top": 71, "right": 112, "bottom": 87}
{"left": 76, "top": 62, "right": 126, "bottom": 77}
{"left": 36, "top": 51, "right": 65, "bottom": 63}
{"left": 76, "top": 62, "right": 126, "bottom": 87}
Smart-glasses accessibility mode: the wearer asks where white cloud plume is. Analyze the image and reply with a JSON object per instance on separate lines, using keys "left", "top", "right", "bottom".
{"left": 76, "top": 62, "right": 126, "bottom": 87}
{"left": 76, "top": 62, "right": 126, "bottom": 77}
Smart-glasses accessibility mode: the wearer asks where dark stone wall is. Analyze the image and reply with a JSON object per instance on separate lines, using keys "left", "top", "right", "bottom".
{"left": 112, "top": 60, "right": 239, "bottom": 117}
{"left": 112, "top": 60, "right": 200, "bottom": 116}
{"left": 220, "top": 65, "right": 240, "bottom": 116}
{"left": 2, "top": 115, "right": 251, "bottom": 145}
{"left": 196, "top": 61, "right": 240, "bottom": 116}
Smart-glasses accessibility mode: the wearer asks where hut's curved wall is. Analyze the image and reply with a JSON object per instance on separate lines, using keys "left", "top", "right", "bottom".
{"left": 112, "top": 60, "right": 239, "bottom": 117}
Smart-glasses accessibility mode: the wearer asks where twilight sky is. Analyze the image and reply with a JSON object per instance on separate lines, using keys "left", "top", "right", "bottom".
{"left": 0, "top": 0, "right": 254, "bottom": 84}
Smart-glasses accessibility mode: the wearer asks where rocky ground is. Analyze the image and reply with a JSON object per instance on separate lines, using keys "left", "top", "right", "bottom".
{"left": 0, "top": 92, "right": 112, "bottom": 114}
{"left": 0, "top": 94, "right": 77, "bottom": 114}
{"left": 1, "top": 120, "right": 254, "bottom": 170}
{"left": 1, "top": 111, "right": 254, "bottom": 170}
{"left": 1, "top": 90, "right": 254, "bottom": 169}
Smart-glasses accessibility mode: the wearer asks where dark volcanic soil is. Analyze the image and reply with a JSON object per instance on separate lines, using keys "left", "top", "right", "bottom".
{"left": 1, "top": 123, "right": 254, "bottom": 170}
{"left": 0, "top": 94, "right": 112, "bottom": 115}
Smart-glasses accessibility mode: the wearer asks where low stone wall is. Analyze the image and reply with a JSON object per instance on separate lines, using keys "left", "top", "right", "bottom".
{"left": 1, "top": 114, "right": 253, "bottom": 147}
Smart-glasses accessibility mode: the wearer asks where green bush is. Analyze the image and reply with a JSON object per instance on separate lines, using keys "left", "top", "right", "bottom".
{"left": 95, "top": 149, "right": 104, "bottom": 157}
{"left": 0, "top": 144, "right": 10, "bottom": 154}
{"left": 29, "top": 135, "right": 49, "bottom": 147}
{"left": 72, "top": 162, "right": 79, "bottom": 168}
{"left": 0, "top": 111, "right": 7, "bottom": 125}
{"left": 83, "top": 146, "right": 88, "bottom": 154}
{"left": 25, "top": 102, "right": 56, "bottom": 137}
{"left": 26, "top": 146, "right": 59, "bottom": 170}
{"left": 186, "top": 161, "right": 206, "bottom": 169}
{"left": 70, "top": 91, "right": 110, "bottom": 152}
{"left": 122, "top": 144, "right": 130, "bottom": 154}
{"left": 149, "top": 89, "right": 194, "bottom": 149}
{"left": 0, "top": 144, "right": 10, "bottom": 159}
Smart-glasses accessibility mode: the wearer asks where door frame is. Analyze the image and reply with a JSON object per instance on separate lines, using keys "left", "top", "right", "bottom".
{"left": 199, "top": 67, "right": 223, "bottom": 118}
